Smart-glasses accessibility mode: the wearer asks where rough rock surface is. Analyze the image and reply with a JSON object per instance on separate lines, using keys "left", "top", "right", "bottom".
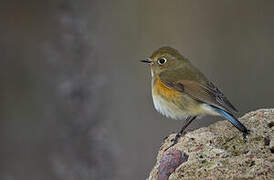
{"left": 147, "top": 109, "right": 274, "bottom": 180}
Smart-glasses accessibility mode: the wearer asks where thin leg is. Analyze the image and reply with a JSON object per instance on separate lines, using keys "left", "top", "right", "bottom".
{"left": 164, "top": 116, "right": 197, "bottom": 151}
{"left": 178, "top": 116, "right": 197, "bottom": 136}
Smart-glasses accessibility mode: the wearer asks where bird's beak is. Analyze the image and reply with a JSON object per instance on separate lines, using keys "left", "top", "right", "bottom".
{"left": 140, "top": 58, "right": 152, "bottom": 64}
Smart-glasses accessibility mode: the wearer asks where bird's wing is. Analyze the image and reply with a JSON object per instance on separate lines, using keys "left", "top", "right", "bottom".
{"left": 160, "top": 77, "right": 238, "bottom": 114}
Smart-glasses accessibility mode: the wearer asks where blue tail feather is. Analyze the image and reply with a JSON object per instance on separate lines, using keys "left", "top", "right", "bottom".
{"left": 213, "top": 107, "right": 249, "bottom": 134}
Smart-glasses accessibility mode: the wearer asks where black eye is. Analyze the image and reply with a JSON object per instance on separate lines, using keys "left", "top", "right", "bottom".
{"left": 157, "top": 58, "right": 167, "bottom": 65}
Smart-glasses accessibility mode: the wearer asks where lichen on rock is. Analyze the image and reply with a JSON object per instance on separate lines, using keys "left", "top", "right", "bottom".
{"left": 147, "top": 109, "right": 274, "bottom": 180}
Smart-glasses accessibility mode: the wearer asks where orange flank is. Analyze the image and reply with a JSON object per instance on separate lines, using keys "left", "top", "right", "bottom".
{"left": 153, "top": 77, "right": 180, "bottom": 100}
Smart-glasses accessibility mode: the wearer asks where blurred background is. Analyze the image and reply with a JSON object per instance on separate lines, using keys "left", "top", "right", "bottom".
{"left": 0, "top": 0, "right": 274, "bottom": 180}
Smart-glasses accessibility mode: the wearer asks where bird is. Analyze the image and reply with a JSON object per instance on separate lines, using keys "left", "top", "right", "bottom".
{"left": 141, "top": 46, "right": 249, "bottom": 149}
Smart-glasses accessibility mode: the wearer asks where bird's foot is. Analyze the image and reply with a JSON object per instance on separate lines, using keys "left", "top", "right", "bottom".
{"left": 163, "top": 136, "right": 168, "bottom": 141}
{"left": 162, "top": 131, "right": 178, "bottom": 141}
{"left": 164, "top": 132, "right": 182, "bottom": 151}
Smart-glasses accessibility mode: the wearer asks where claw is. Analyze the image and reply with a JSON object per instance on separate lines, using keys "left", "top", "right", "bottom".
{"left": 164, "top": 133, "right": 182, "bottom": 151}
{"left": 163, "top": 136, "right": 169, "bottom": 141}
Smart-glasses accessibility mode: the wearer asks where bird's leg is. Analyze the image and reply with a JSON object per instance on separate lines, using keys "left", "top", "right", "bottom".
{"left": 164, "top": 116, "right": 197, "bottom": 151}
{"left": 172, "top": 116, "right": 197, "bottom": 143}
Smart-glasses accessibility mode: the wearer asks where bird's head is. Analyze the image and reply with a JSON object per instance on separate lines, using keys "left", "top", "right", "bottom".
{"left": 141, "top": 46, "right": 189, "bottom": 76}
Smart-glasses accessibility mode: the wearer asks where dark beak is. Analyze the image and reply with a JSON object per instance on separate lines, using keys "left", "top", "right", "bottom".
{"left": 140, "top": 58, "right": 152, "bottom": 63}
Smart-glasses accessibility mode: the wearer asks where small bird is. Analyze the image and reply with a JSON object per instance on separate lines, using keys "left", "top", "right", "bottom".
{"left": 141, "top": 47, "right": 249, "bottom": 149}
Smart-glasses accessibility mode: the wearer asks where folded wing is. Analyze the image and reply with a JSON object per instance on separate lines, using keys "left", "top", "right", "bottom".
{"left": 160, "top": 76, "right": 238, "bottom": 114}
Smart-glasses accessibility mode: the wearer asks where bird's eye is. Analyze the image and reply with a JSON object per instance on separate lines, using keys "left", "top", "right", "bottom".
{"left": 157, "top": 58, "right": 167, "bottom": 65}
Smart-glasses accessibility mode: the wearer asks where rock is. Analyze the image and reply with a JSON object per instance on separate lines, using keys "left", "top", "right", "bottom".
{"left": 270, "top": 140, "right": 274, "bottom": 153}
{"left": 158, "top": 150, "right": 189, "bottom": 180}
{"left": 147, "top": 109, "right": 274, "bottom": 180}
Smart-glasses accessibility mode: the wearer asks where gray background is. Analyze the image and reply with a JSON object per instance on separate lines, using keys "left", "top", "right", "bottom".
{"left": 0, "top": 0, "right": 274, "bottom": 180}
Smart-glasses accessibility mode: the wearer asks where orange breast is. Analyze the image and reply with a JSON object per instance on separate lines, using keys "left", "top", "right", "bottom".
{"left": 153, "top": 77, "right": 180, "bottom": 100}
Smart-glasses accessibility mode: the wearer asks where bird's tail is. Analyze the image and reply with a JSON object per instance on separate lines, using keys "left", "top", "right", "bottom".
{"left": 214, "top": 107, "right": 249, "bottom": 134}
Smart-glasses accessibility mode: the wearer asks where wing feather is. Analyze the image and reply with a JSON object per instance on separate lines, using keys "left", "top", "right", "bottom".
{"left": 160, "top": 78, "right": 238, "bottom": 114}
